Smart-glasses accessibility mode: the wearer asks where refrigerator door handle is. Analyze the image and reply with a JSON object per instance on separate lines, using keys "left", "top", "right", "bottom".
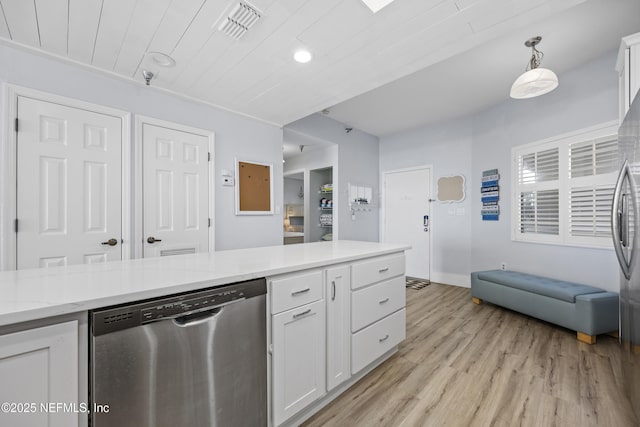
{"left": 612, "top": 160, "right": 633, "bottom": 280}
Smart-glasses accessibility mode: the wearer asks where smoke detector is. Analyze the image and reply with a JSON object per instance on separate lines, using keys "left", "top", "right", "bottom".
{"left": 218, "top": 1, "right": 262, "bottom": 40}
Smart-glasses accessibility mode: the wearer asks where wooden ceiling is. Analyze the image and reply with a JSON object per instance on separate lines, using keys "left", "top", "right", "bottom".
{"left": 0, "top": 0, "right": 593, "bottom": 126}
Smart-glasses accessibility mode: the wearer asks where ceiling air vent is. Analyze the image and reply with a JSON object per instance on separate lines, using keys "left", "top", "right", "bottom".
{"left": 218, "top": 1, "right": 262, "bottom": 40}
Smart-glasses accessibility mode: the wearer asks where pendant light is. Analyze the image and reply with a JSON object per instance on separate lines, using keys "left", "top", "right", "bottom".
{"left": 510, "top": 36, "right": 558, "bottom": 99}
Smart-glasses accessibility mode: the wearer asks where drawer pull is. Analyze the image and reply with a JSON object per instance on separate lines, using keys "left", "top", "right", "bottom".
{"left": 293, "top": 309, "right": 312, "bottom": 319}
{"left": 379, "top": 334, "right": 389, "bottom": 342}
{"left": 378, "top": 267, "right": 389, "bottom": 273}
{"left": 379, "top": 297, "right": 389, "bottom": 304}
{"left": 331, "top": 281, "right": 336, "bottom": 301}
{"left": 291, "top": 288, "right": 311, "bottom": 296}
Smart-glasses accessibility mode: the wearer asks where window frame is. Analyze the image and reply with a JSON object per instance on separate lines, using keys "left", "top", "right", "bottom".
{"left": 510, "top": 121, "right": 619, "bottom": 249}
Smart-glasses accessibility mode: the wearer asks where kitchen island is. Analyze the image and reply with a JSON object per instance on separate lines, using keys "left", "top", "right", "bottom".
{"left": 0, "top": 240, "right": 408, "bottom": 427}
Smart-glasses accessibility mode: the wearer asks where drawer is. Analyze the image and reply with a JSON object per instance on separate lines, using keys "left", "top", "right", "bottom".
{"left": 351, "top": 276, "right": 405, "bottom": 332}
{"left": 351, "top": 253, "right": 405, "bottom": 290}
{"left": 351, "top": 308, "right": 406, "bottom": 374}
{"left": 270, "top": 270, "right": 323, "bottom": 314}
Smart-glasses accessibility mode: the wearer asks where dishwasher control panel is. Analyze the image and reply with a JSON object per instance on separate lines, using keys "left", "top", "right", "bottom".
{"left": 140, "top": 288, "right": 240, "bottom": 322}
{"left": 91, "top": 277, "right": 266, "bottom": 336}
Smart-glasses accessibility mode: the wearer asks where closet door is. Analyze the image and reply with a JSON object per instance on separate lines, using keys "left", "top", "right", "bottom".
{"left": 17, "top": 96, "right": 122, "bottom": 268}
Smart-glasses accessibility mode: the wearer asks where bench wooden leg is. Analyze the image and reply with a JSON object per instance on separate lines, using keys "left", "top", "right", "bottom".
{"left": 577, "top": 332, "right": 596, "bottom": 345}
{"left": 472, "top": 297, "right": 483, "bottom": 305}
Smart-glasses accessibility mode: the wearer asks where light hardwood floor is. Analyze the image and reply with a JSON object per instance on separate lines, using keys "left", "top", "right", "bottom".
{"left": 303, "top": 283, "right": 638, "bottom": 427}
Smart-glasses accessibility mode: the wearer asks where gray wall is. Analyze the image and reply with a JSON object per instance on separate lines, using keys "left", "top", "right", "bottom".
{"left": 380, "top": 50, "right": 620, "bottom": 291}
{"left": 470, "top": 51, "right": 619, "bottom": 292}
{"left": 379, "top": 117, "right": 473, "bottom": 286}
{"left": 284, "top": 177, "right": 303, "bottom": 205}
{"left": 286, "top": 114, "right": 380, "bottom": 242}
{"left": 0, "top": 43, "right": 283, "bottom": 252}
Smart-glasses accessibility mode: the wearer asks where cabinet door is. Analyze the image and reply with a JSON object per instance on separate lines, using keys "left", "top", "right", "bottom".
{"left": 272, "top": 300, "right": 325, "bottom": 426}
{"left": 0, "top": 321, "right": 78, "bottom": 427}
{"left": 326, "top": 265, "right": 351, "bottom": 391}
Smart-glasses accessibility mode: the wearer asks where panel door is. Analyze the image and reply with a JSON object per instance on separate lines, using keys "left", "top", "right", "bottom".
{"left": 326, "top": 265, "right": 351, "bottom": 391}
{"left": 272, "top": 300, "right": 325, "bottom": 426}
{"left": 383, "top": 168, "right": 431, "bottom": 280}
{"left": 0, "top": 321, "right": 79, "bottom": 427}
{"left": 142, "top": 124, "right": 209, "bottom": 257}
{"left": 17, "top": 97, "right": 122, "bottom": 269}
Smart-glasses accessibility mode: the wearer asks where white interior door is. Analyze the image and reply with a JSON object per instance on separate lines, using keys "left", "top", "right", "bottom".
{"left": 142, "top": 124, "right": 209, "bottom": 257}
{"left": 17, "top": 97, "right": 122, "bottom": 269}
{"left": 383, "top": 167, "right": 431, "bottom": 280}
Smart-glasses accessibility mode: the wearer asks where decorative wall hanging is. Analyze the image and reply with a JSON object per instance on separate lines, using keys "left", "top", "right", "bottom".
{"left": 437, "top": 175, "right": 466, "bottom": 203}
{"left": 236, "top": 160, "right": 274, "bottom": 215}
{"left": 481, "top": 169, "right": 500, "bottom": 221}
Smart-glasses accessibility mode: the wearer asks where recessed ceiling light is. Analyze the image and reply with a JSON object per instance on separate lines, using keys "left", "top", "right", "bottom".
{"left": 361, "top": 0, "right": 396, "bottom": 13}
{"left": 147, "top": 51, "right": 176, "bottom": 68}
{"left": 294, "top": 50, "right": 312, "bottom": 63}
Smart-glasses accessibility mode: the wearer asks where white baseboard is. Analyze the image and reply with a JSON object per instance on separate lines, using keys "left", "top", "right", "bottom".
{"left": 430, "top": 272, "right": 470, "bottom": 288}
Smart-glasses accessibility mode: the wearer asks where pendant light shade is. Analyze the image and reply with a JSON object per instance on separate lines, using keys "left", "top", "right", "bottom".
{"left": 510, "top": 36, "right": 558, "bottom": 99}
{"left": 510, "top": 67, "right": 558, "bottom": 99}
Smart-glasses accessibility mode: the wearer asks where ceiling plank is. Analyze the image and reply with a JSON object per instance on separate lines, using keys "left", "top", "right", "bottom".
{"left": 183, "top": 0, "right": 343, "bottom": 97}
{"left": 132, "top": 0, "right": 206, "bottom": 78}
{"left": 92, "top": 0, "right": 138, "bottom": 70}
{"left": 68, "top": 0, "right": 102, "bottom": 63}
{"left": 1, "top": 0, "right": 40, "bottom": 47}
{"left": 112, "top": 0, "right": 172, "bottom": 77}
{"left": 150, "top": 0, "right": 231, "bottom": 86}
{"left": 34, "top": 0, "right": 68, "bottom": 55}
{"left": 165, "top": 0, "right": 279, "bottom": 91}
{"left": 0, "top": 3, "right": 11, "bottom": 39}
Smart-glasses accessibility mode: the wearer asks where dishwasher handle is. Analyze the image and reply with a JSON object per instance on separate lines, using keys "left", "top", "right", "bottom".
{"left": 173, "top": 307, "right": 222, "bottom": 326}
{"left": 143, "top": 297, "right": 246, "bottom": 327}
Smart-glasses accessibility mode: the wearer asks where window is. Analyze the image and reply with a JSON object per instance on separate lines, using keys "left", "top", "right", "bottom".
{"left": 511, "top": 122, "right": 618, "bottom": 248}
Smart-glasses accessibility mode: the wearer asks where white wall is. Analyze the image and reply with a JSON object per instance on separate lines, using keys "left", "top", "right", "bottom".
{"left": 470, "top": 51, "right": 619, "bottom": 292}
{"left": 380, "top": 50, "right": 620, "bottom": 291}
{"left": 0, "top": 43, "right": 283, "bottom": 253}
{"left": 286, "top": 114, "right": 380, "bottom": 242}
{"left": 284, "top": 177, "right": 303, "bottom": 205}
{"left": 379, "top": 117, "right": 474, "bottom": 286}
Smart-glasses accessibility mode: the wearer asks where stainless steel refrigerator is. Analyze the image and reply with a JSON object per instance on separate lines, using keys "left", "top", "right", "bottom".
{"left": 613, "top": 94, "right": 640, "bottom": 421}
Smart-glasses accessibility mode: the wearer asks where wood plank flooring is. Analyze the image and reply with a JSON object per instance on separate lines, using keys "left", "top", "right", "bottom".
{"left": 303, "top": 284, "right": 638, "bottom": 427}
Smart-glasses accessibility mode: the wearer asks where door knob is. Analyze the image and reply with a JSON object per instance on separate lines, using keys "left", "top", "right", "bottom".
{"left": 101, "top": 238, "right": 118, "bottom": 246}
{"left": 147, "top": 237, "right": 162, "bottom": 244}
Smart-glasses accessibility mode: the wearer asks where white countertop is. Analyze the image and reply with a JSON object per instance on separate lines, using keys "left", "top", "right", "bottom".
{"left": 0, "top": 240, "right": 408, "bottom": 327}
{"left": 283, "top": 231, "right": 304, "bottom": 237}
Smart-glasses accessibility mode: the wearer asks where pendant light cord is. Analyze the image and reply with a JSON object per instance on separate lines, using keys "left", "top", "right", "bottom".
{"left": 527, "top": 45, "right": 543, "bottom": 71}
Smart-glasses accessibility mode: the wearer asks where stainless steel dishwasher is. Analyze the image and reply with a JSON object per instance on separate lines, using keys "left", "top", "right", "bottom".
{"left": 90, "top": 278, "right": 267, "bottom": 427}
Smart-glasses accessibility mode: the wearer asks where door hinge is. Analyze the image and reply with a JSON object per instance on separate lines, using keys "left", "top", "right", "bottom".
{"left": 208, "top": 218, "right": 211, "bottom": 228}
{"left": 208, "top": 152, "right": 211, "bottom": 162}
{"left": 14, "top": 219, "right": 18, "bottom": 233}
{"left": 14, "top": 118, "right": 18, "bottom": 132}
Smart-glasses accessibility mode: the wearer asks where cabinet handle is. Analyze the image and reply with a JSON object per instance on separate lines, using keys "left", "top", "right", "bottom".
{"left": 379, "top": 297, "right": 389, "bottom": 304}
{"left": 379, "top": 334, "right": 389, "bottom": 342}
{"left": 331, "top": 281, "right": 336, "bottom": 301}
{"left": 293, "top": 309, "right": 312, "bottom": 319}
{"left": 291, "top": 288, "right": 310, "bottom": 296}
{"left": 378, "top": 267, "right": 389, "bottom": 273}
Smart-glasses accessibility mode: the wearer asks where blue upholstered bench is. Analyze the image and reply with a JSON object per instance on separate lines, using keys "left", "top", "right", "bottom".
{"left": 470, "top": 270, "right": 619, "bottom": 344}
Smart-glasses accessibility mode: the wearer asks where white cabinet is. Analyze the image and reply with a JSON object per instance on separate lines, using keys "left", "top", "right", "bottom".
{"left": 270, "top": 269, "right": 323, "bottom": 314}
{"left": 269, "top": 252, "right": 406, "bottom": 426}
{"left": 350, "top": 254, "right": 406, "bottom": 375}
{"left": 325, "top": 265, "right": 351, "bottom": 391}
{"left": 0, "top": 320, "right": 79, "bottom": 427}
{"left": 272, "top": 300, "right": 326, "bottom": 426}
{"left": 617, "top": 32, "right": 640, "bottom": 122}
{"left": 351, "top": 309, "right": 406, "bottom": 374}
{"left": 351, "top": 276, "right": 405, "bottom": 333}
{"left": 351, "top": 253, "right": 405, "bottom": 290}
